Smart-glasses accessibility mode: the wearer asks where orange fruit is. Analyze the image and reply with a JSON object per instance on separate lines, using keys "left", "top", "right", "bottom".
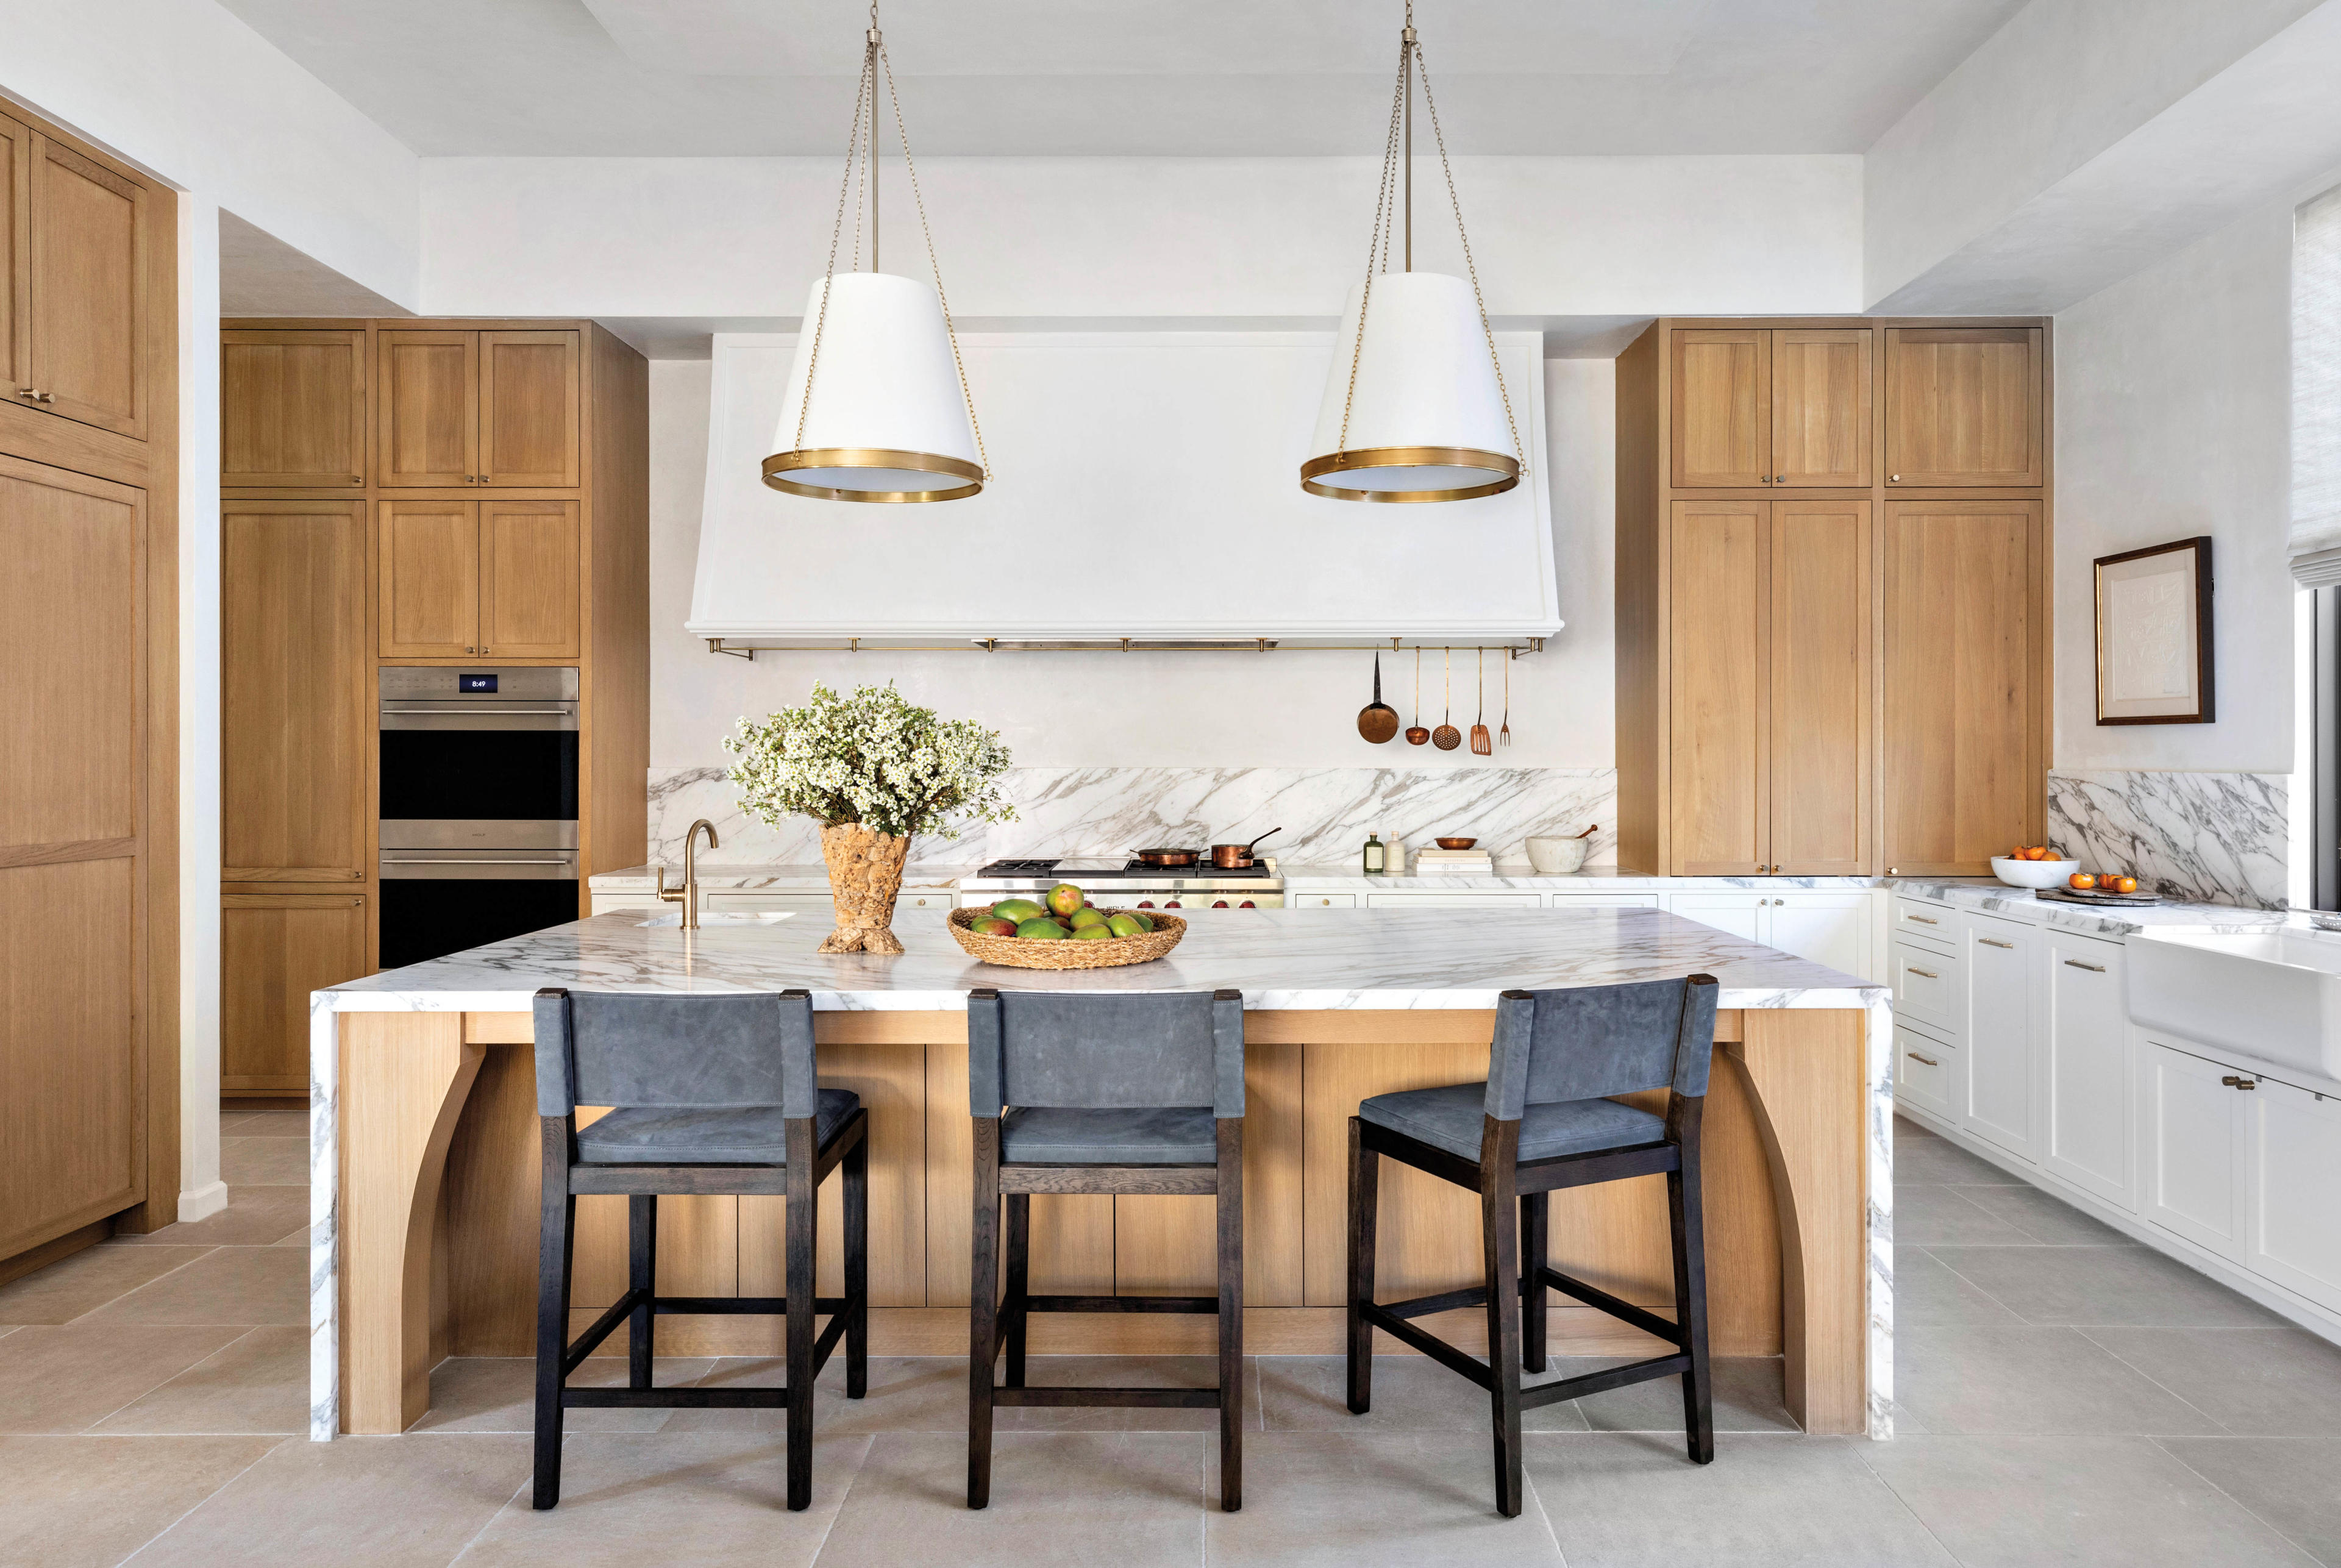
{"left": 2068, "top": 872, "right": 2097, "bottom": 891}
{"left": 2024, "top": 846, "right": 2047, "bottom": 861}
{"left": 2112, "top": 874, "right": 2138, "bottom": 894}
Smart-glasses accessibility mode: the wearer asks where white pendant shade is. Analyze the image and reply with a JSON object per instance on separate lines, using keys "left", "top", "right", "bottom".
{"left": 1303, "top": 271, "right": 1519, "bottom": 503}
{"left": 764, "top": 271, "right": 984, "bottom": 503}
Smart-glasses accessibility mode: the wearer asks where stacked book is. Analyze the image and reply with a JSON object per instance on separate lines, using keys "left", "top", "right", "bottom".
{"left": 1413, "top": 847, "right": 1495, "bottom": 877}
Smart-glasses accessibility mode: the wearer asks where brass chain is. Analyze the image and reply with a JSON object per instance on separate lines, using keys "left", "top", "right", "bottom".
{"left": 794, "top": 35, "right": 876, "bottom": 455}
{"left": 1413, "top": 38, "right": 1525, "bottom": 474}
{"left": 879, "top": 37, "right": 990, "bottom": 480}
{"left": 1336, "top": 33, "right": 1412, "bottom": 457}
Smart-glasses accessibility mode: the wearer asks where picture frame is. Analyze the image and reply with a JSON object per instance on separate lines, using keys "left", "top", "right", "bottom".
{"left": 2094, "top": 536, "right": 2214, "bottom": 725}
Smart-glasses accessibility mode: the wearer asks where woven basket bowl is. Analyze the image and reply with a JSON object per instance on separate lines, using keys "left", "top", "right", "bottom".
{"left": 947, "top": 906, "right": 1187, "bottom": 970}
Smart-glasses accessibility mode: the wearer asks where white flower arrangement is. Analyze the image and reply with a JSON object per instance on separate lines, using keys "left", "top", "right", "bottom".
{"left": 724, "top": 682, "right": 1017, "bottom": 842}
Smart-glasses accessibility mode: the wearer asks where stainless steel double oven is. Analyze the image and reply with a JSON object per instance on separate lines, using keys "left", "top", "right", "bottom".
{"left": 377, "top": 667, "right": 580, "bottom": 969}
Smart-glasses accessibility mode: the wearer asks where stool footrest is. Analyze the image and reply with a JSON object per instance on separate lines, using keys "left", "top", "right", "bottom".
{"left": 1378, "top": 1284, "right": 1489, "bottom": 1321}
{"left": 652, "top": 1295, "right": 851, "bottom": 1316}
{"left": 992, "top": 1386, "right": 1222, "bottom": 1409}
{"left": 1022, "top": 1294, "right": 1219, "bottom": 1315}
{"left": 1534, "top": 1264, "right": 1684, "bottom": 1346}
{"left": 561, "top": 1288, "right": 644, "bottom": 1375}
{"left": 1359, "top": 1302, "right": 1495, "bottom": 1391}
{"left": 565, "top": 1386, "right": 793, "bottom": 1409}
{"left": 1517, "top": 1352, "right": 1691, "bottom": 1411}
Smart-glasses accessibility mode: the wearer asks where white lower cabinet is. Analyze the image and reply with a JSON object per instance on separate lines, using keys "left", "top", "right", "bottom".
{"left": 1668, "top": 893, "right": 1765, "bottom": 944}
{"left": 2039, "top": 933, "right": 2131, "bottom": 1206}
{"left": 1364, "top": 891, "right": 1542, "bottom": 908}
{"left": 1895, "top": 1019, "right": 1958, "bottom": 1121}
{"left": 2241, "top": 1077, "right": 2341, "bottom": 1314}
{"left": 1666, "top": 891, "right": 1875, "bottom": 980}
{"left": 1547, "top": 894, "right": 1662, "bottom": 909}
{"left": 1961, "top": 912, "right": 2038, "bottom": 1163}
{"left": 2141, "top": 1042, "right": 2247, "bottom": 1259}
{"left": 1291, "top": 893, "right": 1358, "bottom": 909}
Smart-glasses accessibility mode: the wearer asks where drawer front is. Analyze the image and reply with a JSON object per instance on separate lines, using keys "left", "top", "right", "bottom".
{"left": 1365, "top": 892, "right": 1544, "bottom": 908}
{"left": 1892, "top": 897, "right": 1956, "bottom": 949}
{"left": 1547, "top": 894, "right": 1662, "bottom": 908}
{"left": 1891, "top": 939, "right": 1961, "bottom": 1034}
{"left": 1292, "top": 893, "right": 1359, "bottom": 909}
{"left": 1895, "top": 1022, "right": 1958, "bottom": 1120}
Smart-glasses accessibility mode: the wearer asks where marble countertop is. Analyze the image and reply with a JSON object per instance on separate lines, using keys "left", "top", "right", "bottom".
{"left": 319, "top": 905, "right": 1886, "bottom": 1014}
{"left": 1889, "top": 877, "right": 2289, "bottom": 938}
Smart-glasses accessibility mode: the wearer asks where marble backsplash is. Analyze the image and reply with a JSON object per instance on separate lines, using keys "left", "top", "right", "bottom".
{"left": 647, "top": 765, "right": 1616, "bottom": 870}
{"left": 2046, "top": 769, "right": 2288, "bottom": 910}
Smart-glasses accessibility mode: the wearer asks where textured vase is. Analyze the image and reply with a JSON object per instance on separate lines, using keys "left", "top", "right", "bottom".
{"left": 819, "top": 822, "right": 910, "bottom": 955}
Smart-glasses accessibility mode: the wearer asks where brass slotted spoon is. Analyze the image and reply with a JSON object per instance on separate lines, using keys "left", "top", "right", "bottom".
{"left": 1405, "top": 647, "right": 1430, "bottom": 745}
{"left": 1470, "top": 647, "right": 1492, "bottom": 755}
{"left": 1432, "top": 647, "right": 1461, "bottom": 750}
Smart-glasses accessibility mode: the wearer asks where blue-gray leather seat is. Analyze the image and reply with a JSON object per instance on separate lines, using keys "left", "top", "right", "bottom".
{"left": 1359, "top": 1082, "right": 1664, "bottom": 1164}
{"left": 999, "top": 1104, "right": 1217, "bottom": 1165}
{"left": 578, "top": 1089, "right": 861, "bottom": 1166}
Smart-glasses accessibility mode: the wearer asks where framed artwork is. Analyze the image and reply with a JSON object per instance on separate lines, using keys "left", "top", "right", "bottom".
{"left": 2095, "top": 536, "right": 2214, "bottom": 725}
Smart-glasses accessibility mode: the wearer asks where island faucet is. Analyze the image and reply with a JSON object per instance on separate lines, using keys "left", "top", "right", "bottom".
{"left": 657, "top": 818, "right": 719, "bottom": 930}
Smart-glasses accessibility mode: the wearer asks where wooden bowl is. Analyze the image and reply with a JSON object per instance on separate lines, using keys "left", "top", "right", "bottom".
{"left": 1434, "top": 836, "right": 1478, "bottom": 850}
{"left": 947, "top": 907, "right": 1187, "bottom": 969}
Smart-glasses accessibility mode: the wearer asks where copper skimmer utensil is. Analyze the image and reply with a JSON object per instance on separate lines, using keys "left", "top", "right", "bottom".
{"left": 1358, "top": 649, "right": 1399, "bottom": 743}
{"left": 1405, "top": 647, "right": 1430, "bottom": 744}
{"left": 1499, "top": 648, "right": 1511, "bottom": 746}
{"left": 1470, "top": 647, "right": 1492, "bottom": 754}
{"left": 1432, "top": 647, "right": 1462, "bottom": 750}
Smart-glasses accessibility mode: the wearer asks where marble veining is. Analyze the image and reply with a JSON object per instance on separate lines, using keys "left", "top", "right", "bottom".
{"left": 2047, "top": 769, "right": 2288, "bottom": 910}
{"left": 1890, "top": 877, "right": 2290, "bottom": 938}
{"left": 648, "top": 765, "right": 1616, "bottom": 869}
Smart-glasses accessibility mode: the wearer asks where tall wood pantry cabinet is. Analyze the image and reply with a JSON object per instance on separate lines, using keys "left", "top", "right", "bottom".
{"left": 0, "top": 101, "right": 180, "bottom": 1276}
{"left": 1615, "top": 317, "right": 2051, "bottom": 878}
{"left": 218, "top": 318, "right": 648, "bottom": 1094}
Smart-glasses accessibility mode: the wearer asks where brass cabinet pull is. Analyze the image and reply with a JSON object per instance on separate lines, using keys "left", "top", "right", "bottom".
{"left": 1978, "top": 936, "right": 2015, "bottom": 949}
{"left": 1906, "top": 1052, "right": 1940, "bottom": 1067}
{"left": 2063, "top": 959, "right": 2107, "bottom": 972}
{"left": 1906, "top": 968, "right": 1939, "bottom": 980}
{"left": 1904, "top": 913, "right": 1939, "bottom": 925}
{"left": 2220, "top": 1075, "right": 2258, "bottom": 1090}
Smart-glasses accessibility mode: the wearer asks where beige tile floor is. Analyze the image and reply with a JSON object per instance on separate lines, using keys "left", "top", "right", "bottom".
{"left": 3, "top": 1108, "right": 2339, "bottom": 1566}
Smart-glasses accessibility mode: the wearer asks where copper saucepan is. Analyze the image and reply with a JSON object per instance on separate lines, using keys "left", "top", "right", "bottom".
{"left": 1210, "top": 828, "right": 1282, "bottom": 869}
{"left": 1130, "top": 846, "right": 1201, "bottom": 868}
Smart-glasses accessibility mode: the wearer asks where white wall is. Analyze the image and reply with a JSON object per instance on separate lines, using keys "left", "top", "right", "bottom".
{"left": 647, "top": 357, "right": 1615, "bottom": 772}
{"left": 422, "top": 155, "right": 1862, "bottom": 322}
{"left": 2051, "top": 194, "right": 2301, "bottom": 771}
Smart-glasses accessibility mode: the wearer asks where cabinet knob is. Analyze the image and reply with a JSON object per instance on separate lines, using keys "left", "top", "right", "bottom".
{"left": 1761, "top": 475, "right": 1771, "bottom": 484}
{"left": 1888, "top": 866, "right": 1898, "bottom": 874}
{"left": 1775, "top": 474, "right": 1785, "bottom": 482}
{"left": 351, "top": 476, "right": 363, "bottom": 485}
{"left": 1890, "top": 474, "right": 1901, "bottom": 482}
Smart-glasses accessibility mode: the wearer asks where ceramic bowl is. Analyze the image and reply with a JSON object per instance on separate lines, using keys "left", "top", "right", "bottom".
{"left": 1525, "top": 836, "right": 1589, "bottom": 875}
{"left": 1990, "top": 855, "right": 2080, "bottom": 890}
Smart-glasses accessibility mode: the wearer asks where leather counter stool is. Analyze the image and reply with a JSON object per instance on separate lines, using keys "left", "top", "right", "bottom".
{"left": 966, "top": 987, "right": 1247, "bottom": 1512}
{"left": 530, "top": 986, "right": 871, "bottom": 1512}
{"left": 1346, "top": 975, "right": 1721, "bottom": 1516}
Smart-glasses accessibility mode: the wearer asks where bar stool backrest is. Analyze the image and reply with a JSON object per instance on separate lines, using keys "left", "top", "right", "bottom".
{"left": 532, "top": 988, "right": 818, "bottom": 1118}
{"left": 1485, "top": 976, "right": 1720, "bottom": 1120}
{"left": 967, "top": 990, "right": 1245, "bottom": 1116}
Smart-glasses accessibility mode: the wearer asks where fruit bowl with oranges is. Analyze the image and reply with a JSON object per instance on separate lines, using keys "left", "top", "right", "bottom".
{"left": 1989, "top": 846, "right": 2081, "bottom": 889}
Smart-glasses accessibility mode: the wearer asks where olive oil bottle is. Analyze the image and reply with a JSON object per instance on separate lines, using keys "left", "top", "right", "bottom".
{"left": 1363, "top": 830, "right": 1387, "bottom": 875}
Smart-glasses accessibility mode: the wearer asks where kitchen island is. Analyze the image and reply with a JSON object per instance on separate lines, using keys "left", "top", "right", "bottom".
{"left": 309, "top": 905, "right": 1892, "bottom": 1443}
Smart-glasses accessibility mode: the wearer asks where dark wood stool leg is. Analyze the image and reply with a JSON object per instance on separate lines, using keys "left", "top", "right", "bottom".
{"left": 1520, "top": 1191, "right": 1548, "bottom": 1374}
{"left": 967, "top": 1117, "right": 1002, "bottom": 1509}
{"left": 783, "top": 1119, "right": 818, "bottom": 1511}
{"left": 1002, "top": 1192, "right": 1030, "bottom": 1391}
{"left": 1345, "top": 1116, "right": 1378, "bottom": 1415}
{"left": 627, "top": 1194, "right": 657, "bottom": 1391}
{"left": 1479, "top": 1117, "right": 1525, "bottom": 1518}
{"left": 532, "top": 1121, "right": 575, "bottom": 1509}
{"left": 1669, "top": 1108, "right": 1714, "bottom": 1464}
{"left": 1216, "top": 1117, "right": 1244, "bottom": 1513}
{"left": 844, "top": 1125, "right": 870, "bottom": 1400}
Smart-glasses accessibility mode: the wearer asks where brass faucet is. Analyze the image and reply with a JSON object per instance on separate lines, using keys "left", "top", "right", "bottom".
{"left": 656, "top": 819, "right": 719, "bottom": 930}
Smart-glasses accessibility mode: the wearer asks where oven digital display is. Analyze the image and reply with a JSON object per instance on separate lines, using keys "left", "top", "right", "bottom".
{"left": 458, "top": 673, "right": 498, "bottom": 693}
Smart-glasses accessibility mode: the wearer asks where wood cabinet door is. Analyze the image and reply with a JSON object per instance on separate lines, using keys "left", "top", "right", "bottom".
{"left": 26, "top": 135, "right": 146, "bottom": 440}
{"left": 1769, "top": 501, "right": 1870, "bottom": 874}
{"left": 1881, "top": 500, "right": 2043, "bottom": 875}
{"left": 222, "top": 330, "right": 368, "bottom": 489}
{"left": 0, "top": 454, "right": 147, "bottom": 1255}
{"left": 223, "top": 501, "right": 368, "bottom": 881}
{"left": 378, "top": 499, "right": 480, "bottom": 657}
{"left": 0, "top": 110, "right": 28, "bottom": 401}
{"left": 479, "top": 499, "right": 581, "bottom": 658}
{"left": 1884, "top": 327, "right": 2043, "bottom": 486}
{"left": 378, "top": 330, "right": 477, "bottom": 487}
{"left": 1770, "top": 328, "right": 1871, "bottom": 487}
{"left": 1669, "top": 499, "right": 1767, "bottom": 873}
{"left": 1670, "top": 329, "right": 1769, "bottom": 487}
{"left": 480, "top": 330, "right": 580, "bottom": 487}
{"left": 221, "top": 893, "right": 367, "bottom": 1092}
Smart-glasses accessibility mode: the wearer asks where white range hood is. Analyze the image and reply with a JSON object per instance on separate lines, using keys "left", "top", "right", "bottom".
{"left": 686, "top": 329, "right": 1560, "bottom": 647}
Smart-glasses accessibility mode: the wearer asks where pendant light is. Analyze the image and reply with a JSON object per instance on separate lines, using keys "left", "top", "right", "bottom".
{"left": 1302, "top": 3, "right": 1522, "bottom": 504}
{"left": 763, "top": 2, "right": 988, "bottom": 504}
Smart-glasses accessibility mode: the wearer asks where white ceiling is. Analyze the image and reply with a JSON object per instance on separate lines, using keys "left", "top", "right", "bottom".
{"left": 212, "top": 0, "right": 2026, "bottom": 157}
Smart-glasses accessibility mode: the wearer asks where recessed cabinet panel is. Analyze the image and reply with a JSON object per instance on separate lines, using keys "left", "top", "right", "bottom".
{"left": 2142, "top": 1044, "right": 2242, "bottom": 1258}
{"left": 480, "top": 330, "right": 580, "bottom": 487}
{"left": 379, "top": 500, "right": 479, "bottom": 657}
{"left": 1884, "top": 327, "right": 2043, "bottom": 486}
{"left": 2039, "top": 936, "right": 2129, "bottom": 1206}
{"left": 2242, "top": 1079, "right": 2341, "bottom": 1313}
{"left": 379, "top": 330, "right": 477, "bottom": 487}
{"left": 1669, "top": 500, "right": 1767, "bottom": 874}
{"left": 1961, "top": 915, "right": 2036, "bottom": 1162}
{"left": 27, "top": 136, "right": 145, "bottom": 440}
{"left": 0, "top": 112, "right": 27, "bottom": 398}
{"left": 479, "top": 500, "right": 581, "bottom": 658}
{"left": 221, "top": 893, "right": 368, "bottom": 1093}
{"left": 222, "top": 330, "right": 367, "bottom": 488}
{"left": 1769, "top": 501, "right": 1870, "bottom": 873}
{"left": 1895, "top": 1022, "right": 1956, "bottom": 1121}
{"left": 1771, "top": 329, "right": 1872, "bottom": 487}
{"left": 1670, "top": 329, "right": 1768, "bottom": 487}
{"left": 1764, "top": 893, "right": 1873, "bottom": 980}
{"left": 222, "top": 501, "right": 368, "bottom": 880}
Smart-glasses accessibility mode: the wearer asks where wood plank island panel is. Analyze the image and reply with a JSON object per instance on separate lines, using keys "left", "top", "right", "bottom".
{"left": 342, "top": 1000, "right": 1869, "bottom": 1430}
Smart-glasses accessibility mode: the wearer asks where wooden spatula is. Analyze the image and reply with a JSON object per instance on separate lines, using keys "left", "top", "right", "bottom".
{"left": 1469, "top": 647, "right": 1492, "bottom": 755}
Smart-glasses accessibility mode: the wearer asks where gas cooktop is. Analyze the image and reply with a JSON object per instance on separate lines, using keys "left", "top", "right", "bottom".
{"left": 974, "top": 857, "right": 1274, "bottom": 880}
